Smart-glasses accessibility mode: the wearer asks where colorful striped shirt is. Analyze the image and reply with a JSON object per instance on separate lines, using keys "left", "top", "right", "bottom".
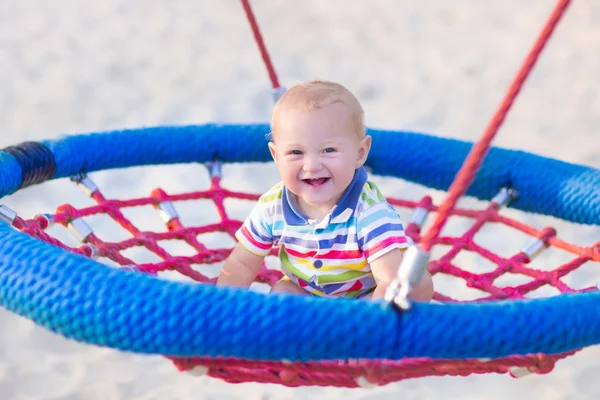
{"left": 235, "top": 167, "right": 410, "bottom": 298}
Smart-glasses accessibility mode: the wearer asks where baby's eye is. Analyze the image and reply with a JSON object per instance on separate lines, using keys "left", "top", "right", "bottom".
{"left": 323, "top": 147, "right": 337, "bottom": 153}
{"left": 288, "top": 150, "right": 303, "bottom": 156}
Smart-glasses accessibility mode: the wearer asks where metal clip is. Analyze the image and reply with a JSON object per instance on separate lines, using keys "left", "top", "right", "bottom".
{"left": 0, "top": 205, "right": 17, "bottom": 225}
{"left": 521, "top": 227, "right": 555, "bottom": 261}
{"left": 206, "top": 161, "right": 223, "bottom": 179}
{"left": 156, "top": 201, "right": 179, "bottom": 224}
{"left": 35, "top": 213, "right": 55, "bottom": 228}
{"left": 67, "top": 218, "right": 93, "bottom": 242}
{"left": 508, "top": 366, "right": 532, "bottom": 378}
{"left": 521, "top": 238, "right": 546, "bottom": 261}
{"left": 120, "top": 264, "right": 140, "bottom": 273}
{"left": 272, "top": 86, "right": 287, "bottom": 103}
{"left": 410, "top": 207, "right": 429, "bottom": 228}
{"left": 384, "top": 245, "right": 430, "bottom": 311}
{"left": 355, "top": 376, "right": 378, "bottom": 389}
{"left": 83, "top": 243, "right": 100, "bottom": 260}
{"left": 70, "top": 173, "right": 99, "bottom": 197}
{"left": 186, "top": 366, "right": 209, "bottom": 376}
{"left": 491, "top": 187, "right": 518, "bottom": 208}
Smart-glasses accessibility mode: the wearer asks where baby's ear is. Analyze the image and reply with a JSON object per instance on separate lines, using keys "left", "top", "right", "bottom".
{"left": 356, "top": 135, "right": 372, "bottom": 167}
{"left": 268, "top": 142, "right": 279, "bottom": 165}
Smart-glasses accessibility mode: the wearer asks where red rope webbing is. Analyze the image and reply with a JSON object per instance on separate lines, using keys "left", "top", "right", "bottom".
{"left": 420, "top": 0, "right": 572, "bottom": 252}
{"left": 171, "top": 351, "right": 576, "bottom": 387}
{"left": 240, "top": 0, "right": 281, "bottom": 89}
{"left": 10, "top": 167, "right": 599, "bottom": 386}
{"left": 12, "top": 183, "right": 598, "bottom": 299}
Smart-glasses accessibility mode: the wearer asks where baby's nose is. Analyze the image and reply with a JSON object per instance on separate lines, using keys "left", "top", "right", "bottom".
{"left": 303, "top": 156, "right": 322, "bottom": 171}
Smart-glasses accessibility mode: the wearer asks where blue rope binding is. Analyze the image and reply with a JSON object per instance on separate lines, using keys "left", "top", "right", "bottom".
{"left": 0, "top": 124, "right": 598, "bottom": 361}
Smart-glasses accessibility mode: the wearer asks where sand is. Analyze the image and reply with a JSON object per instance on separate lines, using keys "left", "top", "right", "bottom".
{"left": 0, "top": 0, "right": 599, "bottom": 399}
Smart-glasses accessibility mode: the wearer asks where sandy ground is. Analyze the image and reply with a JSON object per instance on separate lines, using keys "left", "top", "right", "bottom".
{"left": 0, "top": 0, "right": 599, "bottom": 399}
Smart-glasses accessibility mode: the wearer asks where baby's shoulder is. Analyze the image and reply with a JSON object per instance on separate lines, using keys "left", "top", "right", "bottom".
{"left": 256, "top": 182, "right": 284, "bottom": 209}
{"left": 356, "top": 181, "right": 388, "bottom": 211}
{"left": 354, "top": 180, "right": 400, "bottom": 220}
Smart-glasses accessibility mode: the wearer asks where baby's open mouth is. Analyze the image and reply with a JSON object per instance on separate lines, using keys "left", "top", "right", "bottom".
{"left": 302, "top": 178, "right": 330, "bottom": 186}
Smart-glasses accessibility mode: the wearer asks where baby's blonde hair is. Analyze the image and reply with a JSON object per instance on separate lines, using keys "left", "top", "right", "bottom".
{"left": 271, "top": 80, "right": 365, "bottom": 138}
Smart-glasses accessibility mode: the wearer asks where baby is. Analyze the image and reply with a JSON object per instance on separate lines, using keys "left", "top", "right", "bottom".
{"left": 217, "top": 80, "right": 433, "bottom": 300}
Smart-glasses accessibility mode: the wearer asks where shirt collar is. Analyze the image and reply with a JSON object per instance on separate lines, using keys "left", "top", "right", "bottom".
{"left": 282, "top": 167, "right": 368, "bottom": 227}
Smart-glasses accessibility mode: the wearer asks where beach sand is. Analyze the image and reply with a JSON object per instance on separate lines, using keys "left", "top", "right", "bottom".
{"left": 1, "top": 1, "right": 599, "bottom": 399}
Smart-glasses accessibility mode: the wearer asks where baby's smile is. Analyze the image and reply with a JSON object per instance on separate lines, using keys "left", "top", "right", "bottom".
{"left": 302, "top": 177, "right": 330, "bottom": 187}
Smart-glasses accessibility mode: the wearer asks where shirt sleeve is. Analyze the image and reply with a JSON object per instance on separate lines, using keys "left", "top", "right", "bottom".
{"left": 235, "top": 193, "right": 275, "bottom": 256}
{"left": 356, "top": 201, "right": 410, "bottom": 264}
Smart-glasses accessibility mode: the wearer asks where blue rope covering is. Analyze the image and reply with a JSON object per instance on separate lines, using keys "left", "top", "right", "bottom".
{"left": 1, "top": 124, "right": 597, "bottom": 225}
{"left": 1, "top": 221, "right": 600, "bottom": 360}
{"left": 0, "top": 124, "right": 598, "bottom": 361}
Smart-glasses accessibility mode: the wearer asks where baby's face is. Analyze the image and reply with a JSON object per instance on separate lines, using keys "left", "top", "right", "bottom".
{"left": 268, "top": 102, "right": 370, "bottom": 218}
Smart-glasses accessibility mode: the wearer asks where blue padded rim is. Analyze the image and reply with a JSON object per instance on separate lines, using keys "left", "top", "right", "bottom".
{"left": 0, "top": 125, "right": 598, "bottom": 225}
{"left": 0, "top": 220, "right": 599, "bottom": 360}
{"left": 0, "top": 124, "right": 598, "bottom": 361}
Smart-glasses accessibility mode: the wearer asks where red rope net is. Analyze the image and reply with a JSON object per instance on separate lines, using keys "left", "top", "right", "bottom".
{"left": 9, "top": 166, "right": 600, "bottom": 387}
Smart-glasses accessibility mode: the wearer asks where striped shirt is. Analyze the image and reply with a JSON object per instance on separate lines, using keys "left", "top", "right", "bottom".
{"left": 236, "top": 167, "right": 409, "bottom": 298}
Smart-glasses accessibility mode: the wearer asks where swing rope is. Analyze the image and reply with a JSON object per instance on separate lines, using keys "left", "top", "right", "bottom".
{"left": 420, "top": 0, "right": 572, "bottom": 252}
{"left": 240, "top": 0, "right": 281, "bottom": 90}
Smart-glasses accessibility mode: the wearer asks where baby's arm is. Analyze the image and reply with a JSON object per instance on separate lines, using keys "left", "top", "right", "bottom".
{"left": 370, "top": 250, "right": 434, "bottom": 301}
{"left": 217, "top": 243, "right": 266, "bottom": 288}
{"left": 218, "top": 186, "right": 277, "bottom": 288}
